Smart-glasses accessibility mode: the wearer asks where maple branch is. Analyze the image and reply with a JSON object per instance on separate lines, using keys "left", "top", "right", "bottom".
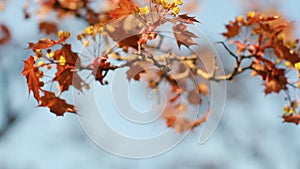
{"left": 216, "top": 41, "right": 239, "bottom": 60}
{"left": 194, "top": 42, "right": 255, "bottom": 82}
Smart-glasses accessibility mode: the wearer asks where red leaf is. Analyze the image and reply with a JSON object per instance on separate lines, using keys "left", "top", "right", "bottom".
{"left": 39, "top": 91, "right": 76, "bottom": 116}
{"left": 173, "top": 23, "right": 198, "bottom": 48}
{"left": 108, "top": 0, "right": 137, "bottom": 19}
{"left": 22, "top": 56, "right": 44, "bottom": 101}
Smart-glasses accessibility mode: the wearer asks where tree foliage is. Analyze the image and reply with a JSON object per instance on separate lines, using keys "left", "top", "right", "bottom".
{"left": 16, "top": 0, "right": 300, "bottom": 132}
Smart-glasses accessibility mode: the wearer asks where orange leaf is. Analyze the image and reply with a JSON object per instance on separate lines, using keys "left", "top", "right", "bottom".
{"left": 28, "top": 32, "right": 70, "bottom": 50}
{"left": 22, "top": 56, "right": 44, "bottom": 101}
{"left": 165, "top": 110, "right": 210, "bottom": 133}
{"left": 39, "top": 90, "right": 76, "bottom": 116}
{"left": 108, "top": 0, "right": 137, "bottom": 19}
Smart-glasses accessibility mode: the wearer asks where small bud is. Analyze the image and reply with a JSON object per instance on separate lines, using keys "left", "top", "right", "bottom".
{"left": 58, "top": 55, "right": 66, "bottom": 66}
{"left": 285, "top": 61, "right": 292, "bottom": 68}
{"left": 172, "top": 6, "right": 180, "bottom": 16}
{"left": 138, "top": 6, "right": 149, "bottom": 15}
{"left": 294, "top": 62, "right": 300, "bottom": 70}
{"left": 37, "top": 61, "right": 44, "bottom": 66}
{"left": 291, "top": 100, "right": 298, "bottom": 109}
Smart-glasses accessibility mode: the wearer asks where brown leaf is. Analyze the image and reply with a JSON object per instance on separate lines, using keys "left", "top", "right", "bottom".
{"left": 53, "top": 44, "right": 81, "bottom": 66}
{"left": 22, "top": 56, "right": 44, "bottom": 101}
{"left": 264, "top": 68, "right": 287, "bottom": 94}
{"left": 177, "top": 14, "right": 200, "bottom": 24}
{"left": 282, "top": 114, "right": 300, "bottom": 125}
{"left": 39, "top": 90, "right": 76, "bottom": 116}
{"left": 173, "top": 23, "right": 198, "bottom": 48}
{"left": 104, "top": 16, "right": 142, "bottom": 52}
{"left": 54, "top": 68, "right": 83, "bottom": 94}
{"left": 53, "top": 44, "right": 83, "bottom": 93}
{"left": 222, "top": 21, "right": 241, "bottom": 39}
{"left": 92, "top": 55, "right": 115, "bottom": 85}
{"left": 0, "top": 24, "right": 10, "bottom": 45}
{"left": 39, "top": 21, "right": 58, "bottom": 35}
{"left": 118, "top": 35, "right": 140, "bottom": 52}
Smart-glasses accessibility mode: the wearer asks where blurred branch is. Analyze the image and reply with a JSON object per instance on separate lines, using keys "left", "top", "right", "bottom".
{"left": 0, "top": 68, "right": 18, "bottom": 139}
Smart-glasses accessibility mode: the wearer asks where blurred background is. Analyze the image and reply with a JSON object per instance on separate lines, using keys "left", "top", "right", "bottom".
{"left": 1, "top": 0, "right": 300, "bottom": 169}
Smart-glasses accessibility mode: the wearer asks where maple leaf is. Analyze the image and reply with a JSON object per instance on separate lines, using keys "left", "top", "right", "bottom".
{"left": 53, "top": 44, "right": 83, "bottom": 93}
{"left": 264, "top": 68, "right": 287, "bottom": 94}
{"left": 28, "top": 31, "right": 70, "bottom": 50}
{"left": 118, "top": 35, "right": 140, "bottom": 52}
{"left": 176, "top": 14, "right": 200, "bottom": 24}
{"left": 173, "top": 23, "right": 198, "bottom": 48}
{"left": 22, "top": 56, "right": 44, "bottom": 101}
{"left": 282, "top": 114, "right": 300, "bottom": 125}
{"left": 39, "top": 90, "right": 76, "bottom": 116}
{"left": 273, "top": 39, "right": 300, "bottom": 64}
{"left": 39, "top": 21, "right": 58, "bottom": 35}
{"left": 126, "top": 63, "right": 145, "bottom": 81}
{"left": 222, "top": 21, "right": 241, "bottom": 39}
{"left": 54, "top": 68, "right": 83, "bottom": 94}
{"left": 165, "top": 110, "right": 210, "bottom": 133}
{"left": 92, "top": 55, "right": 116, "bottom": 85}
{"left": 108, "top": 0, "right": 137, "bottom": 19}
{"left": 53, "top": 44, "right": 81, "bottom": 66}
{"left": 104, "top": 16, "right": 142, "bottom": 52}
